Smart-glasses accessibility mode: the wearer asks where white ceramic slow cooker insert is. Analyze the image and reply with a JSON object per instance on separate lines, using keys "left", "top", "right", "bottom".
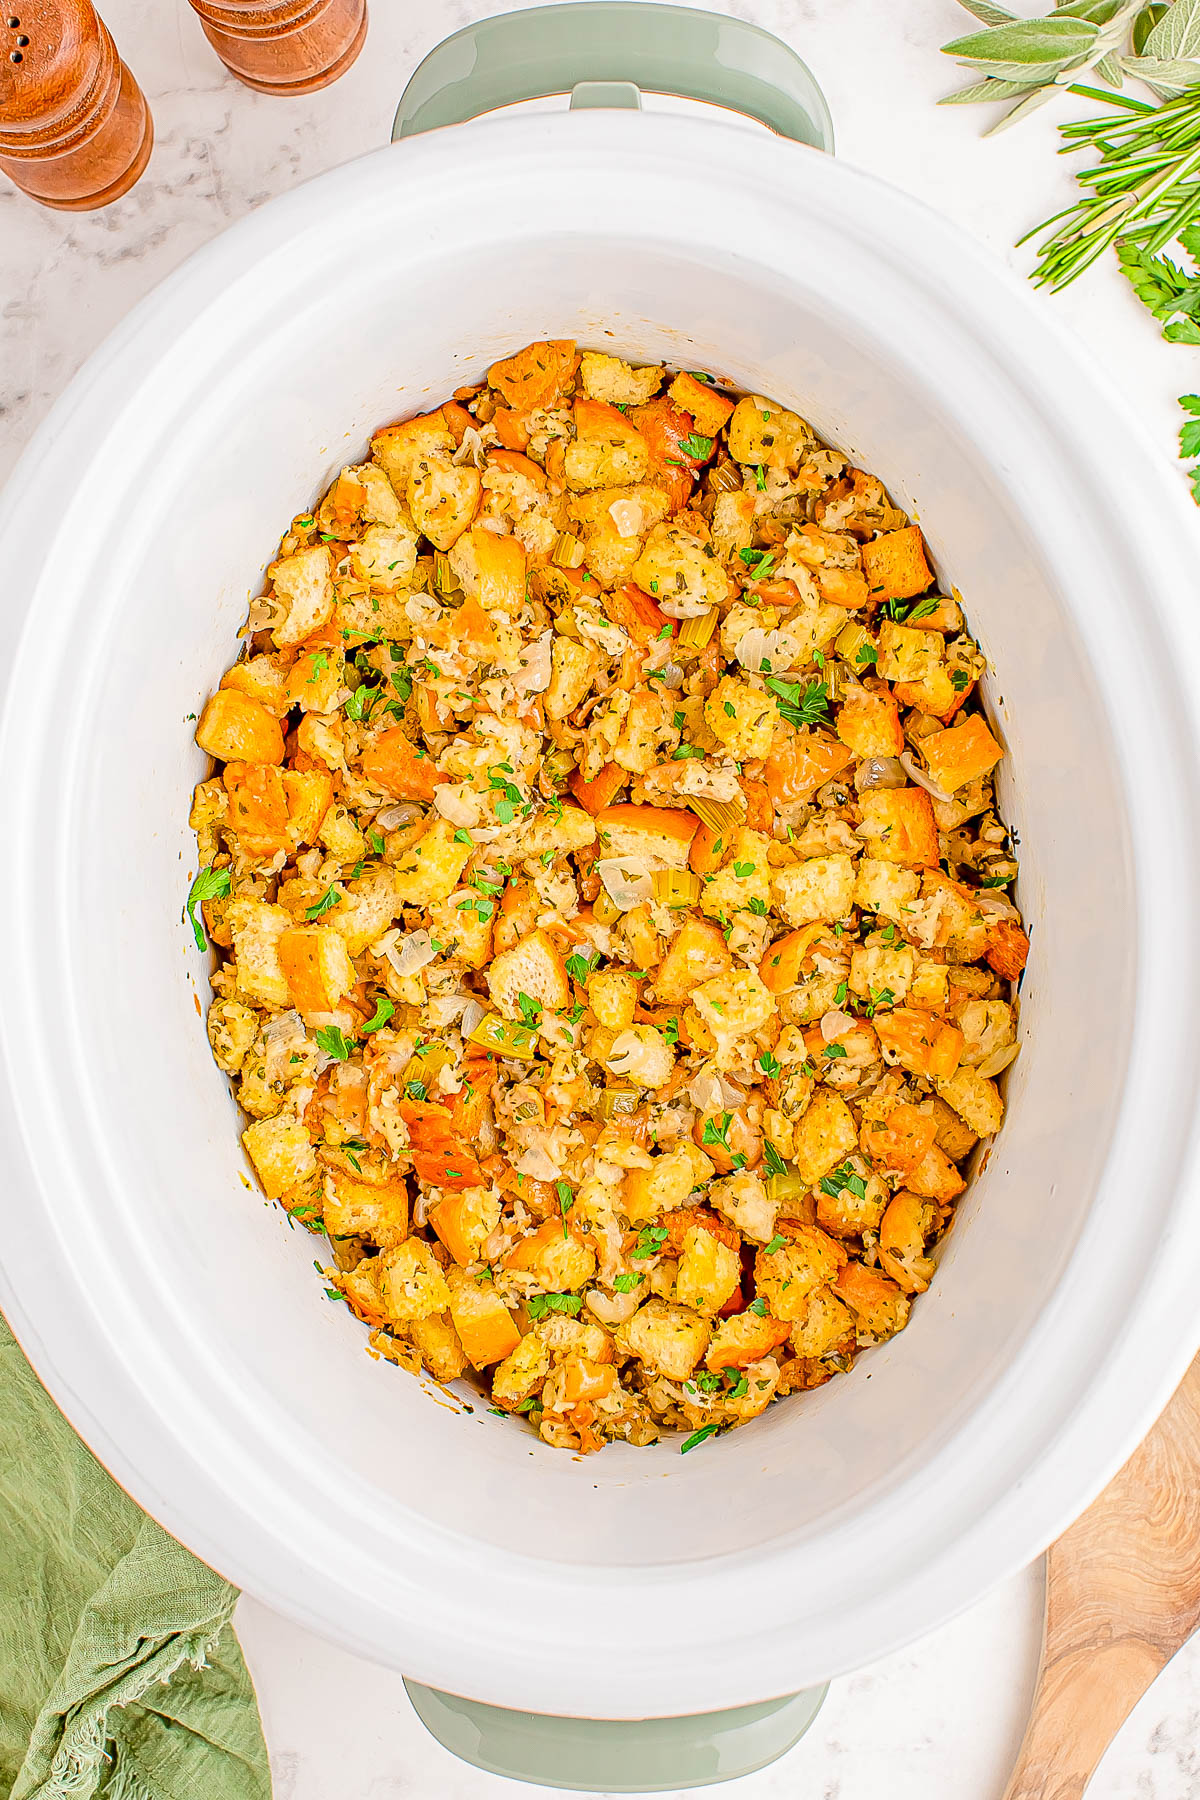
{"left": 2, "top": 15, "right": 1200, "bottom": 1736}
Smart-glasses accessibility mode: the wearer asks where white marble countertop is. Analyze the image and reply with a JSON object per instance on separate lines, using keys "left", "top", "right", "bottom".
{"left": 4, "top": 1, "right": 1200, "bottom": 1794}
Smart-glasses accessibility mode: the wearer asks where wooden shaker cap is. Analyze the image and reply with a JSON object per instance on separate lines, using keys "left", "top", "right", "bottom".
{"left": 187, "top": 0, "right": 368, "bottom": 95}
{"left": 0, "top": 0, "right": 152, "bottom": 209}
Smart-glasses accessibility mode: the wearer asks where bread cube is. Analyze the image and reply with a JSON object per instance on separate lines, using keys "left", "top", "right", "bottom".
{"left": 349, "top": 521, "right": 419, "bottom": 590}
{"left": 906, "top": 1144, "right": 966, "bottom": 1204}
{"left": 691, "top": 969, "right": 775, "bottom": 1041}
{"left": 815, "top": 1165, "right": 888, "bottom": 1238}
{"left": 430, "top": 1188, "right": 501, "bottom": 1267}
{"left": 579, "top": 352, "right": 663, "bottom": 407}
{"left": 771, "top": 855, "right": 857, "bottom": 926}
{"left": 328, "top": 866, "right": 400, "bottom": 956}
{"left": 703, "top": 676, "right": 778, "bottom": 761}
{"left": 378, "top": 1239, "right": 451, "bottom": 1324}
{"left": 861, "top": 526, "right": 934, "bottom": 602}
{"left": 922, "top": 870, "right": 990, "bottom": 962}
{"left": 709, "top": 1171, "right": 777, "bottom": 1245}
{"left": 859, "top": 1100, "right": 937, "bottom": 1177}
{"left": 391, "top": 818, "right": 473, "bottom": 908}
{"left": 545, "top": 637, "right": 600, "bottom": 722}
{"left": 937, "top": 1064, "right": 1004, "bottom": 1137}
{"left": 700, "top": 827, "right": 772, "bottom": 920}
{"left": 488, "top": 340, "right": 577, "bottom": 412}
{"left": 878, "top": 1192, "right": 937, "bottom": 1294}
{"left": 858, "top": 788, "right": 940, "bottom": 868}
{"left": 727, "top": 396, "right": 813, "bottom": 469}
{"left": 596, "top": 803, "right": 698, "bottom": 870}
{"left": 623, "top": 1143, "right": 715, "bottom": 1224}
{"left": 853, "top": 858, "right": 920, "bottom": 923}
{"left": 429, "top": 885, "right": 495, "bottom": 970}
{"left": 877, "top": 620, "right": 942, "bottom": 683}
{"left": 206, "top": 998, "right": 258, "bottom": 1074}
{"left": 285, "top": 648, "right": 344, "bottom": 715}
{"left": 223, "top": 762, "right": 290, "bottom": 854}
{"left": 791, "top": 1090, "right": 858, "bottom": 1187}
{"left": 277, "top": 926, "right": 356, "bottom": 1018}
{"left": 372, "top": 412, "right": 455, "bottom": 492}
{"left": 633, "top": 522, "right": 727, "bottom": 619}
{"left": 835, "top": 1261, "right": 911, "bottom": 1344}
{"left": 986, "top": 918, "right": 1030, "bottom": 981}
{"left": 487, "top": 927, "right": 570, "bottom": 1021}
{"left": 269, "top": 545, "right": 335, "bottom": 647}
{"left": 655, "top": 914, "right": 731, "bottom": 1003}
{"left": 875, "top": 1007, "right": 964, "bottom": 1081}
{"left": 447, "top": 1273, "right": 522, "bottom": 1368}
{"left": 849, "top": 940, "right": 915, "bottom": 1005}
{"left": 604, "top": 1025, "right": 675, "bottom": 1090}
{"left": 926, "top": 1093, "right": 979, "bottom": 1161}
{"left": 228, "top": 897, "right": 291, "bottom": 1008}
{"left": 505, "top": 1219, "right": 597, "bottom": 1292}
{"left": 668, "top": 371, "right": 736, "bottom": 438}
{"left": 407, "top": 455, "right": 481, "bottom": 551}
{"left": 908, "top": 959, "right": 949, "bottom": 1011}
{"left": 566, "top": 398, "right": 650, "bottom": 491}
{"left": 242, "top": 1111, "right": 316, "bottom": 1199}
{"left": 409, "top": 1310, "right": 469, "bottom": 1383}
{"left": 755, "top": 1225, "right": 844, "bottom": 1322}
{"left": 675, "top": 1226, "right": 741, "bottom": 1314}
{"left": 616, "top": 1297, "right": 710, "bottom": 1380}
{"left": 491, "top": 1328, "right": 552, "bottom": 1408}
{"left": 324, "top": 1170, "right": 409, "bottom": 1249}
{"left": 704, "top": 1307, "right": 791, "bottom": 1372}
{"left": 589, "top": 968, "right": 640, "bottom": 1030}
{"left": 836, "top": 688, "right": 904, "bottom": 759}
{"left": 219, "top": 655, "right": 290, "bottom": 718}
{"left": 921, "top": 715, "right": 1003, "bottom": 794}
{"left": 360, "top": 726, "right": 441, "bottom": 804}
{"left": 789, "top": 1284, "right": 856, "bottom": 1359}
{"left": 195, "top": 689, "right": 285, "bottom": 766}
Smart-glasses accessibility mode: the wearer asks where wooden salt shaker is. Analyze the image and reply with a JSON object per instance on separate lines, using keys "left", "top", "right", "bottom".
{"left": 0, "top": 0, "right": 151, "bottom": 209}
{"left": 187, "top": 0, "right": 368, "bottom": 95}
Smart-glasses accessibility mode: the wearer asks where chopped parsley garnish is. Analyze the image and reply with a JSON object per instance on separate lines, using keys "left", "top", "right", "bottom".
{"left": 680, "top": 1423, "right": 721, "bottom": 1454}
{"left": 185, "top": 865, "right": 231, "bottom": 951}
{"left": 526, "top": 1293, "right": 583, "bottom": 1320}
{"left": 764, "top": 1234, "right": 788, "bottom": 1255}
{"left": 663, "top": 1016, "right": 680, "bottom": 1047}
{"left": 823, "top": 1042, "right": 848, "bottom": 1059}
{"left": 855, "top": 641, "right": 879, "bottom": 669}
{"left": 738, "top": 547, "right": 777, "bottom": 582}
{"left": 453, "top": 827, "right": 474, "bottom": 845}
{"left": 726, "top": 1373, "right": 749, "bottom": 1399}
{"left": 305, "top": 887, "right": 342, "bottom": 920}
{"left": 613, "top": 1272, "right": 644, "bottom": 1294}
{"left": 904, "top": 595, "right": 941, "bottom": 623}
{"left": 757, "top": 1051, "right": 781, "bottom": 1078}
{"left": 765, "top": 675, "right": 830, "bottom": 728}
{"left": 762, "top": 1141, "right": 788, "bottom": 1177}
{"left": 556, "top": 1179, "right": 574, "bottom": 1237}
{"left": 701, "top": 1113, "right": 732, "bottom": 1151}
{"left": 819, "top": 1160, "right": 866, "bottom": 1200}
{"left": 672, "top": 744, "right": 705, "bottom": 759}
{"left": 678, "top": 432, "right": 714, "bottom": 461}
{"left": 754, "top": 465, "right": 767, "bottom": 491}
{"left": 361, "top": 996, "right": 396, "bottom": 1034}
{"left": 632, "top": 1226, "right": 670, "bottom": 1260}
{"left": 565, "top": 950, "right": 599, "bottom": 985}
{"left": 733, "top": 861, "right": 754, "bottom": 878}
{"left": 344, "top": 682, "right": 379, "bottom": 722}
{"left": 516, "top": 992, "right": 542, "bottom": 1027}
{"left": 747, "top": 1298, "right": 768, "bottom": 1317}
{"left": 749, "top": 897, "right": 768, "bottom": 916}
{"left": 316, "top": 1026, "right": 355, "bottom": 1062}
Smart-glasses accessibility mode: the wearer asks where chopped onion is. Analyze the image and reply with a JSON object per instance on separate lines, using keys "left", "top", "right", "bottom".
{"left": 973, "top": 888, "right": 1021, "bottom": 922}
{"left": 688, "top": 1070, "right": 725, "bottom": 1112}
{"left": 585, "top": 1285, "right": 642, "bottom": 1326}
{"left": 820, "top": 1009, "right": 856, "bottom": 1041}
{"left": 977, "top": 1041, "right": 1021, "bottom": 1080}
{"left": 405, "top": 593, "right": 440, "bottom": 625}
{"left": 854, "top": 756, "right": 907, "bottom": 793}
{"left": 515, "top": 1144, "right": 561, "bottom": 1181}
{"left": 375, "top": 801, "right": 419, "bottom": 831}
{"left": 388, "top": 930, "right": 437, "bottom": 976}
{"left": 597, "top": 857, "right": 653, "bottom": 911}
{"left": 459, "top": 998, "right": 486, "bottom": 1039}
{"left": 735, "top": 627, "right": 805, "bottom": 673}
{"left": 513, "top": 630, "right": 553, "bottom": 693}
{"left": 899, "top": 752, "right": 953, "bottom": 803}
{"left": 608, "top": 497, "right": 646, "bottom": 538}
{"left": 657, "top": 660, "right": 685, "bottom": 690}
{"left": 433, "top": 782, "right": 483, "bottom": 827}
{"left": 453, "top": 426, "right": 489, "bottom": 468}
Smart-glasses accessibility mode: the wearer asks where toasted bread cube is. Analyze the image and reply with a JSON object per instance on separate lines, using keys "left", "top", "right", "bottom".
{"left": 473, "top": 526, "right": 527, "bottom": 615}
{"left": 858, "top": 788, "right": 940, "bottom": 868}
{"left": 491, "top": 1328, "right": 552, "bottom": 1408}
{"left": 727, "top": 395, "right": 813, "bottom": 469}
{"left": 269, "top": 545, "right": 334, "bottom": 647}
{"left": 691, "top": 968, "right": 775, "bottom": 1041}
{"left": 703, "top": 675, "right": 778, "bottom": 761}
{"left": 704, "top": 1307, "right": 791, "bottom": 1372}
{"left": 278, "top": 925, "right": 355, "bottom": 1017}
{"left": 283, "top": 769, "right": 334, "bottom": 850}
{"left": 324, "top": 1169, "right": 409, "bottom": 1249}
{"left": 815, "top": 1165, "right": 888, "bottom": 1239}
{"left": 487, "top": 927, "right": 570, "bottom": 1022}
{"left": 908, "top": 959, "right": 950, "bottom": 1011}
{"left": 566, "top": 398, "right": 650, "bottom": 490}
{"left": 878, "top": 1192, "right": 937, "bottom": 1294}
{"left": 206, "top": 998, "right": 258, "bottom": 1074}
{"left": 430, "top": 1188, "right": 501, "bottom": 1268}
{"left": 836, "top": 1261, "right": 911, "bottom": 1344}
{"left": 877, "top": 620, "right": 942, "bottom": 683}
{"left": 937, "top": 1064, "right": 1004, "bottom": 1137}
{"left": 489, "top": 340, "right": 577, "bottom": 412}
{"left": 589, "top": 968, "right": 640, "bottom": 1030}
{"left": 771, "top": 855, "right": 857, "bottom": 926}
{"left": 579, "top": 351, "right": 663, "bottom": 407}
{"left": 428, "top": 886, "right": 494, "bottom": 970}
{"left": 906, "top": 1144, "right": 966, "bottom": 1204}
{"left": 709, "top": 1171, "right": 776, "bottom": 1245}
{"left": 285, "top": 648, "right": 345, "bottom": 715}
{"left": 921, "top": 715, "right": 1003, "bottom": 794}
{"left": 633, "top": 522, "right": 727, "bottom": 619}
{"left": 219, "top": 654, "right": 291, "bottom": 717}
{"left": 616, "top": 1297, "right": 710, "bottom": 1380}
{"left": 328, "top": 866, "right": 400, "bottom": 957}
{"left": 875, "top": 1007, "right": 964, "bottom": 1081}
{"left": 408, "top": 1310, "right": 469, "bottom": 1383}
{"left": 860, "top": 1100, "right": 937, "bottom": 1177}
{"left": 228, "top": 897, "right": 291, "bottom": 1008}
{"left": 195, "top": 689, "right": 285, "bottom": 766}
{"left": 407, "top": 455, "right": 481, "bottom": 551}
{"left": 755, "top": 1225, "right": 844, "bottom": 1322}
{"left": 849, "top": 940, "right": 915, "bottom": 1006}
{"left": 861, "top": 526, "right": 933, "bottom": 602}
{"left": 668, "top": 371, "right": 736, "bottom": 438}
{"left": 222, "top": 762, "right": 290, "bottom": 854}
{"left": 596, "top": 803, "right": 698, "bottom": 871}
{"left": 372, "top": 412, "right": 455, "bottom": 491}
{"left": 655, "top": 914, "right": 731, "bottom": 1004}
{"left": 349, "top": 519, "right": 420, "bottom": 589}
{"left": 242, "top": 1111, "right": 316, "bottom": 1199}
{"left": 711, "top": 490, "right": 757, "bottom": 565}
{"left": 447, "top": 1273, "right": 523, "bottom": 1368}
{"left": 853, "top": 858, "right": 920, "bottom": 923}
{"left": 925, "top": 1094, "right": 979, "bottom": 1161}
{"left": 391, "top": 817, "right": 473, "bottom": 908}
{"left": 623, "top": 1143, "right": 715, "bottom": 1224}
{"left": 675, "top": 1226, "right": 741, "bottom": 1314}
{"left": 505, "top": 1220, "right": 597, "bottom": 1291}
{"left": 791, "top": 1090, "right": 858, "bottom": 1187}
{"left": 789, "top": 1284, "right": 856, "bottom": 1359}
{"left": 836, "top": 689, "right": 904, "bottom": 759}
{"left": 545, "top": 636, "right": 600, "bottom": 722}
{"left": 378, "top": 1239, "right": 451, "bottom": 1324}
{"left": 360, "top": 726, "right": 441, "bottom": 804}
{"left": 700, "top": 827, "right": 772, "bottom": 921}
{"left": 923, "top": 871, "right": 990, "bottom": 962}
{"left": 986, "top": 918, "right": 1030, "bottom": 981}
{"left": 604, "top": 1025, "right": 675, "bottom": 1090}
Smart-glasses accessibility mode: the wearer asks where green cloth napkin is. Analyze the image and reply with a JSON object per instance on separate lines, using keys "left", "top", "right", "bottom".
{"left": 0, "top": 1314, "right": 271, "bottom": 1800}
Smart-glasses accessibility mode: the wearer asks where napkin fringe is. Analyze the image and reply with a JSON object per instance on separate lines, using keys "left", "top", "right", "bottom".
{"left": 39, "top": 1627, "right": 224, "bottom": 1800}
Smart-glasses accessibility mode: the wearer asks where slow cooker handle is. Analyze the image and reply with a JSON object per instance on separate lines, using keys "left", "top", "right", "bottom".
{"left": 391, "top": 1, "right": 833, "bottom": 151}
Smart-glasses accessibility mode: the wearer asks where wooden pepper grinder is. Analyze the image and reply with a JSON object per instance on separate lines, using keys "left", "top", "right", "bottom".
{"left": 0, "top": 0, "right": 152, "bottom": 209}
{"left": 187, "top": 0, "right": 367, "bottom": 95}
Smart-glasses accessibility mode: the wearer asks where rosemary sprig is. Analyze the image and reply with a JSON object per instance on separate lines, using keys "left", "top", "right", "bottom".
{"left": 1020, "top": 81, "right": 1200, "bottom": 288}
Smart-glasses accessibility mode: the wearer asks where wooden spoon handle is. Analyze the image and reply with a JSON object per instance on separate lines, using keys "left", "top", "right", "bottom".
{"left": 1003, "top": 1352, "right": 1200, "bottom": 1800}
